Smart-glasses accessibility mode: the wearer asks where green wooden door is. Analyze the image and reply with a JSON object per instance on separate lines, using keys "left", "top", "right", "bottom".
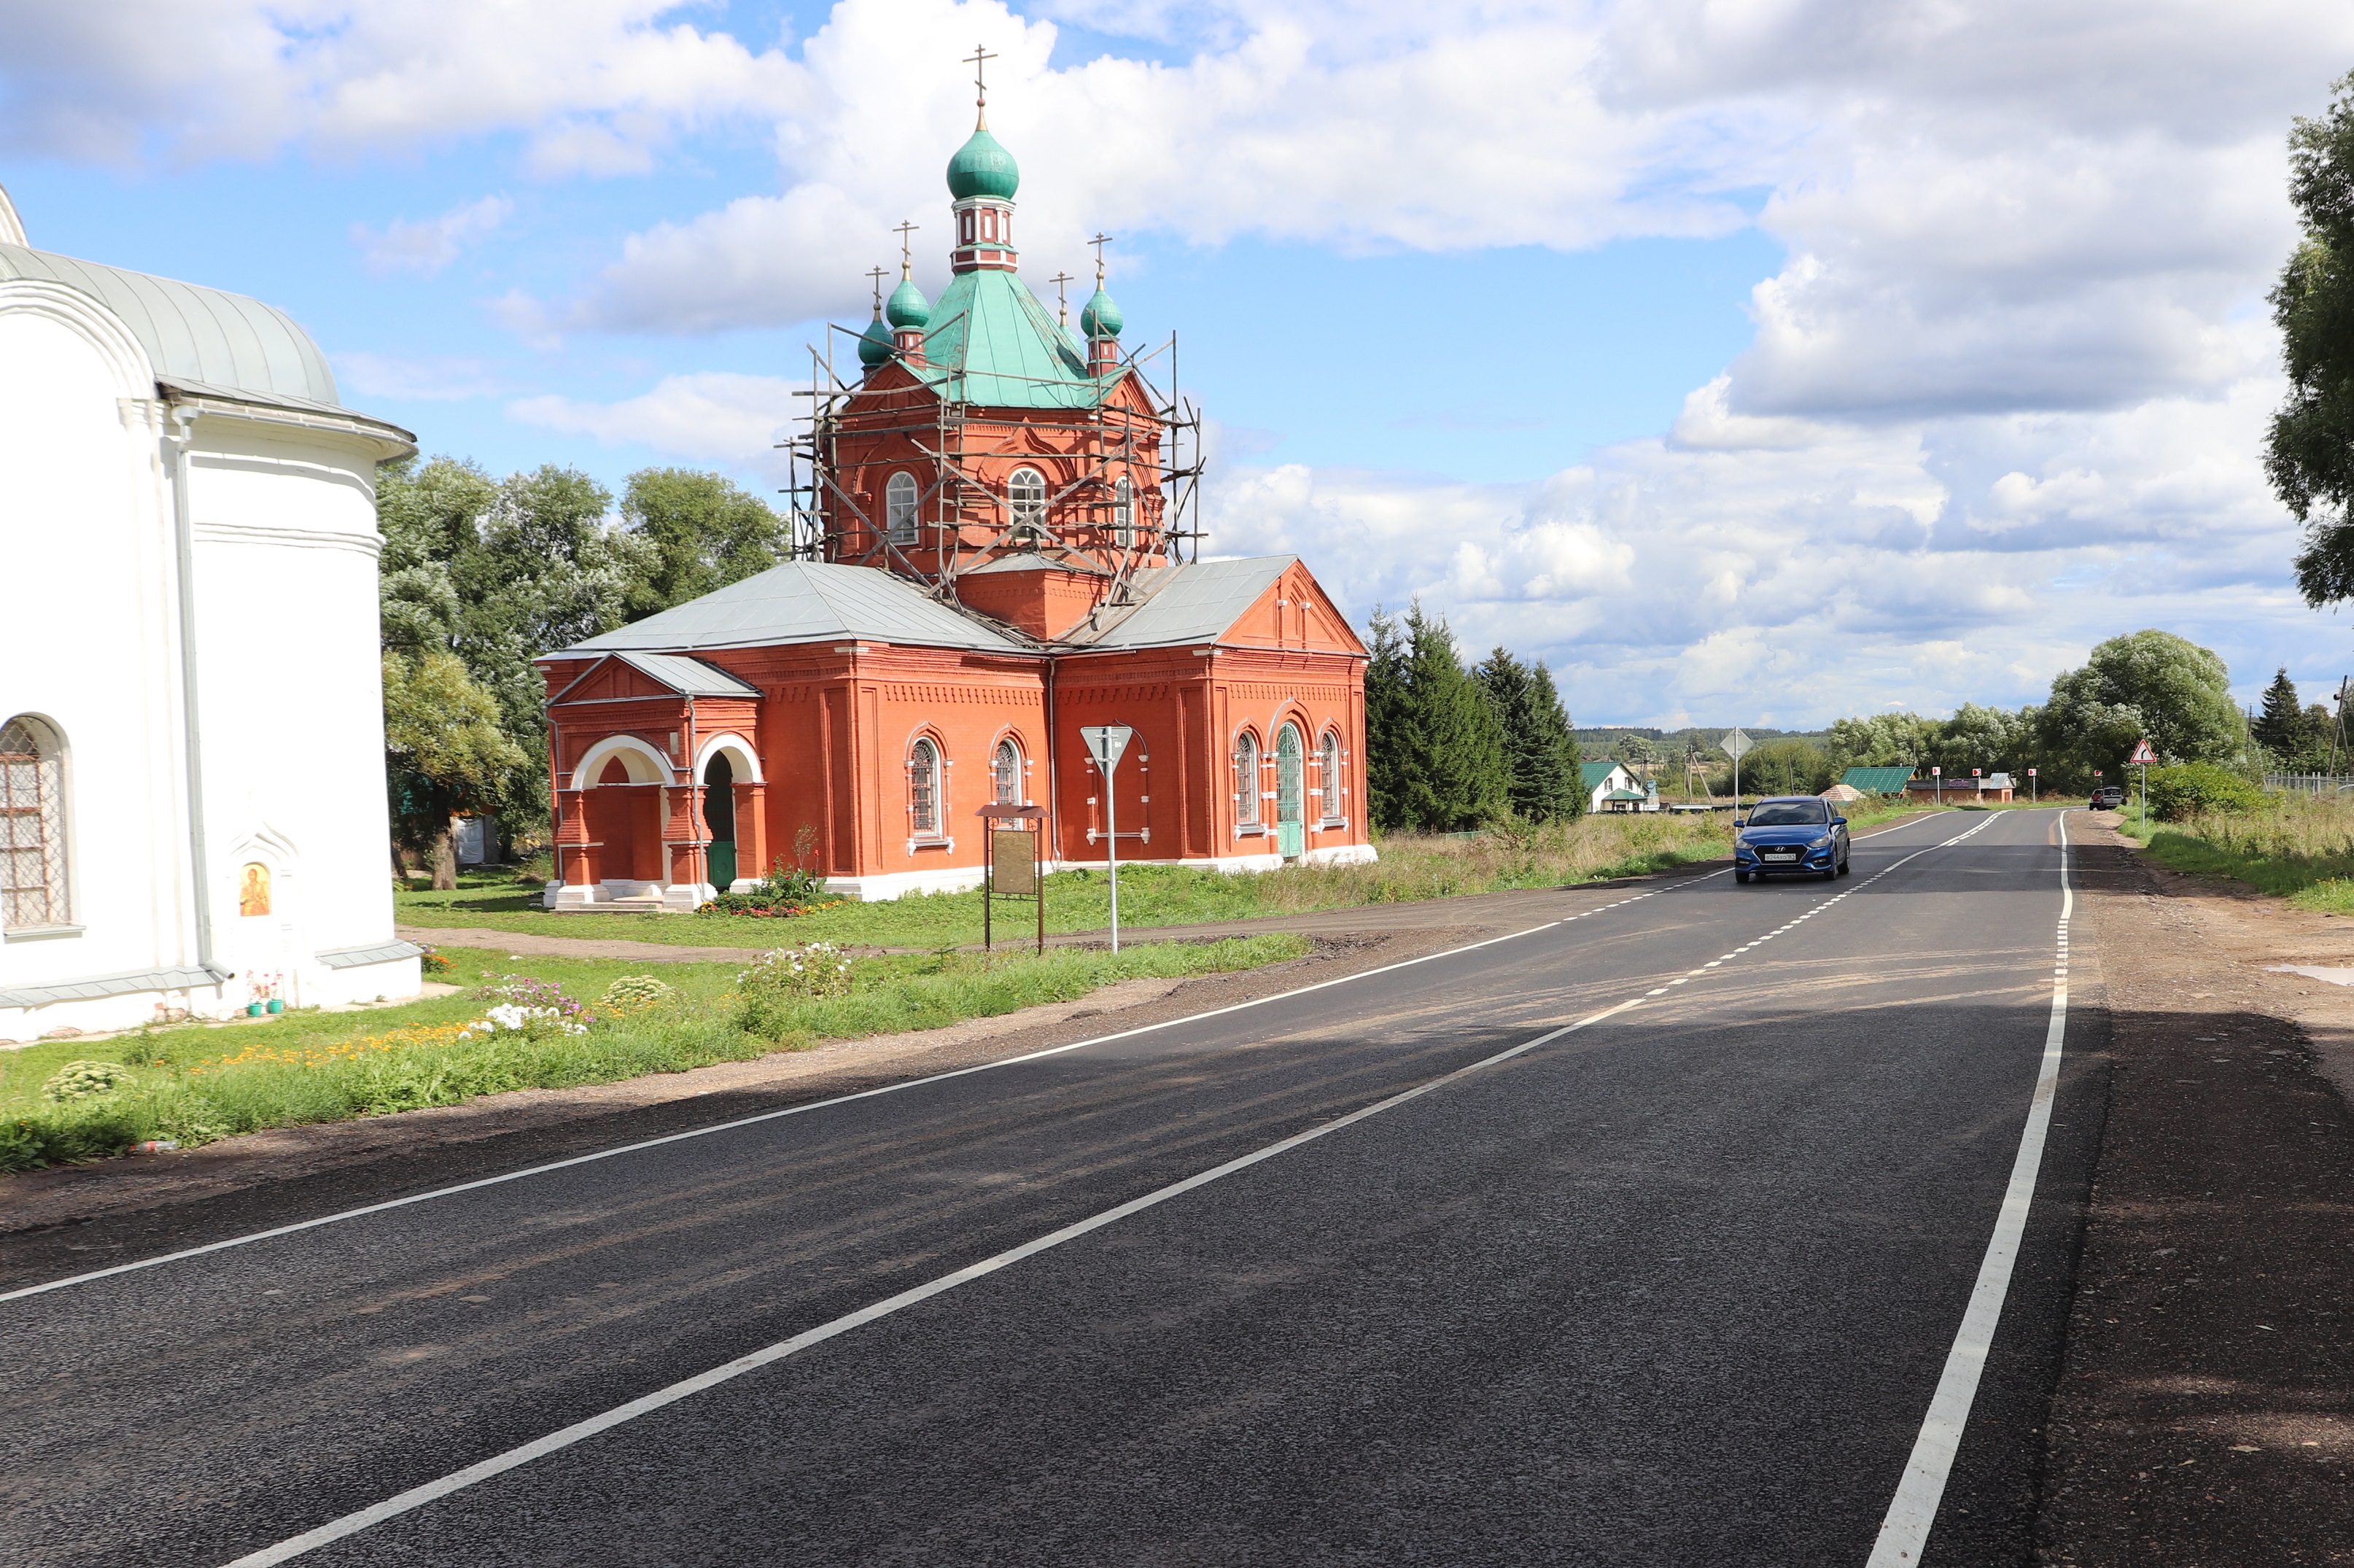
{"left": 1275, "top": 724, "right": 1305, "bottom": 858}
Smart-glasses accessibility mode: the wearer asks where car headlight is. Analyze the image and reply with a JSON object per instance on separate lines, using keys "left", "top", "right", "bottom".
{"left": 1809, "top": 834, "right": 1832, "bottom": 848}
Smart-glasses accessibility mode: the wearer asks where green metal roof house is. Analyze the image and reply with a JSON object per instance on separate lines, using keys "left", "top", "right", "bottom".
{"left": 1840, "top": 766, "right": 1916, "bottom": 796}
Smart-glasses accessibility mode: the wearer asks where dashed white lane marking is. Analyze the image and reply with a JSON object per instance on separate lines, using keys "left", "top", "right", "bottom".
{"left": 220, "top": 991, "right": 1657, "bottom": 1568}
{"left": 1868, "top": 811, "right": 2074, "bottom": 1566}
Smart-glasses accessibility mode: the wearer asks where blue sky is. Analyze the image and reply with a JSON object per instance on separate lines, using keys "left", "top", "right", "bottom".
{"left": 7, "top": 0, "right": 2353, "bottom": 726}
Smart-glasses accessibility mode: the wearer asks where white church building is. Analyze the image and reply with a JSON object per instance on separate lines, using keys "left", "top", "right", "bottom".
{"left": 0, "top": 184, "right": 423, "bottom": 1042}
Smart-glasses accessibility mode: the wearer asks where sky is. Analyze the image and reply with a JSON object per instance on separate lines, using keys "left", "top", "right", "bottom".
{"left": 4, "top": 0, "right": 2352, "bottom": 727}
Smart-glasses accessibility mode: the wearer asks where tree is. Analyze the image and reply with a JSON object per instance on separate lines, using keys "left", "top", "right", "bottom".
{"left": 2267, "top": 72, "right": 2354, "bottom": 605}
{"left": 1473, "top": 649, "right": 1582, "bottom": 821}
{"left": 1361, "top": 600, "right": 1507, "bottom": 831}
{"left": 2041, "top": 629, "right": 2244, "bottom": 779}
{"left": 2253, "top": 667, "right": 2307, "bottom": 758}
{"left": 1824, "top": 712, "right": 1944, "bottom": 772}
{"left": 383, "top": 652, "right": 528, "bottom": 889}
{"left": 619, "top": 467, "right": 785, "bottom": 621}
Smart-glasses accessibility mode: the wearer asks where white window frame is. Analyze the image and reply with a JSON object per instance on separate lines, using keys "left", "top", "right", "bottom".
{"left": 1113, "top": 476, "right": 1134, "bottom": 548}
{"left": 908, "top": 737, "right": 944, "bottom": 839}
{"left": 993, "top": 737, "right": 1024, "bottom": 804}
{"left": 885, "top": 471, "right": 920, "bottom": 544}
{"left": 1232, "top": 730, "right": 1261, "bottom": 828}
{"left": 1318, "top": 729, "right": 1345, "bottom": 826}
{"left": 1008, "top": 466, "right": 1047, "bottom": 531}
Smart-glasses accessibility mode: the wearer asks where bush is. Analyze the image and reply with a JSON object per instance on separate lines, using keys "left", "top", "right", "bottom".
{"left": 2145, "top": 762, "right": 2263, "bottom": 821}
{"left": 737, "top": 942, "right": 855, "bottom": 1039}
{"left": 42, "top": 1060, "right": 136, "bottom": 1103}
{"left": 599, "top": 974, "right": 675, "bottom": 1012}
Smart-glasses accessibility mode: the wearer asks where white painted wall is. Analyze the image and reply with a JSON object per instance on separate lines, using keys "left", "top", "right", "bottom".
{"left": 0, "top": 287, "right": 416, "bottom": 1041}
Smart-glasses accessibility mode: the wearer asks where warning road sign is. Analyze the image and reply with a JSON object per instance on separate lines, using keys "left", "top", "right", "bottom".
{"left": 2127, "top": 739, "right": 2156, "bottom": 766}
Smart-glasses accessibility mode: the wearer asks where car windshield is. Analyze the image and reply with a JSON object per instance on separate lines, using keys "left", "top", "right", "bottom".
{"left": 1747, "top": 802, "right": 1829, "bottom": 826}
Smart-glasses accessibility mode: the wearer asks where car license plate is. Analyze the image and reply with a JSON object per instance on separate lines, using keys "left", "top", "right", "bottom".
{"left": 1765, "top": 849, "right": 1798, "bottom": 861}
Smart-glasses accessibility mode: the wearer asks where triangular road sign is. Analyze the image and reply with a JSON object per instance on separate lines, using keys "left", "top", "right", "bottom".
{"left": 1081, "top": 724, "right": 1133, "bottom": 772}
{"left": 2127, "top": 739, "right": 2156, "bottom": 765}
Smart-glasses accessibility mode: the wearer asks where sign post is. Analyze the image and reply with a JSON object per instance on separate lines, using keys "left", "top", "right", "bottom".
{"left": 2028, "top": 766, "right": 2037, "bottom": 804}
{"left": 1081, "top": 725, "right": 1135, "bottom": 953}
{"left": 1932, "top": 764, "right": 1943, "bottom": 807}
{"left": 2128, "top": 738, "right": 2156, "bottom": 831}
{"left": 1720, "top": 728, "right": 1754, "bottom": 808}
{"left": 975, "top": 803, "right": 1046, "bottom": 955}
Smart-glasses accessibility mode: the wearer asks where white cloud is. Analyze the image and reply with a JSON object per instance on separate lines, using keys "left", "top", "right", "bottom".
{"left": 508, "top": 371, "right": 799, "bottom": 479}
{"left": 335, "top": 351, "right": 508, "bottom": 401}
{"left": 350, "top": 195, "right": 512, "bottom": 277}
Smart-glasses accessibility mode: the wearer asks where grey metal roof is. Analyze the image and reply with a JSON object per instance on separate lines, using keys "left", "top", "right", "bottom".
{"left": 316, "top": 939, "right": 425, "bottom": 970}
{"left": 1071, "top": 556, "right": 1294, "bottom": 650}
{"left": 613, "top": 651, "right": 761, "bottom": 697}
{"left": 0, "top": 961, "right": 230, "bottom": 1010}
{"left": 553, "top": 561, "right": 1028, "bottom": 657}
{"left": 0, "top": 241, "right": 339, "bottom": 404}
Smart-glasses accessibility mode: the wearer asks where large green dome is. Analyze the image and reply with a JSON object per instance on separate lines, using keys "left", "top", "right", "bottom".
{"left": 1079, "top": 286, "right": 1122, "bottom": 340}
{"left": 858, "top": 313, "right": 893, "bottom": 368}
{"left": 947, "top": 128, "right": 1020, "bottom": 201}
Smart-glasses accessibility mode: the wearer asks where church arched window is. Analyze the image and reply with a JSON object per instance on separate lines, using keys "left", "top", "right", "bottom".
{"left": 1320, "top": 729, "right": 1344, "bottom": 823}
{"left": 1113, "top": 476, "right": 1134, "bottom": 548}
{"left": 993, "top": 738, "right": 1023, "bottom": 804}
{"left": 1, "top": 715, "right": 69, "bottom": 929}
{"left": 885, "top": 471, "right": 919, "bottom": 544}
{"left": 1008, "top": 467, "right": 1046, "bottom": 531}
{"left": 1232, "top": 730, "right": 1261, "bottom": 827}
{"left": 908, "top": 737, "right": 944, "bottom": 838}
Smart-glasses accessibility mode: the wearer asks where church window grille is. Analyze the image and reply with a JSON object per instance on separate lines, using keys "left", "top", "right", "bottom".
{"left": 909, "top": 738, "right": 944, "bottom": 838}
{"left": 1320, "top": 729, "right": 1344, "bottom": 823}
{"left": 1114, "top": 477, "right": 1134, "bottom": 547}
{"left": 1008, "top": 467, "right": 1046, "bottom": 530}
{"left": 993, "top": 739, "right": 1023, "bottom": 804}
{"left": 885, "top": 471, "right": 920, "bottom": 544}
{"left": 1232, "top": 731, "right": 1261, "bottom": 827}
{"left": 0, "top": 716, "right": 67, "bottom": 929}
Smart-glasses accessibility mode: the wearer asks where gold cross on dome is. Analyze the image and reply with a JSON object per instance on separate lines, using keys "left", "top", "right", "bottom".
{"left": 965, "top": 44, "right": 998, "bottom": 127}
{"left": 1089, "top": 232, "right": 1114, "bottom": 285}
{"left": 866, "top": 265, "right": 887, "bottom": 314}
{"left": 893, "top": 220, "right": 919, "bottom": 278}
{"left": 1049, "top": 271, "right": 1074, "bottom": 327}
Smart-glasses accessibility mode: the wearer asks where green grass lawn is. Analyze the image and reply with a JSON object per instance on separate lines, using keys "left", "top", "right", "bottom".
{"left": 1, "top": 933, "right": 1306, "bottom": 1173}
{"left": 400, "top": 801, "right": 1941, "bottom": 951}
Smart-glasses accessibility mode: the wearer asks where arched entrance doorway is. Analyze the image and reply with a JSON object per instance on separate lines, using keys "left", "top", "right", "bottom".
{"left": 1275, "top": 723, "right": 1305, "bottom": 860}
{"left": 704, "top": 751, "right": 737, "bottom": 890}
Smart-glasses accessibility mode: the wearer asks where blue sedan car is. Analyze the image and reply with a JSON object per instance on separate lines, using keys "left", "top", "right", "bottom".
{"left": 1733, "top": 796, "right": 1851, "bottom": 882}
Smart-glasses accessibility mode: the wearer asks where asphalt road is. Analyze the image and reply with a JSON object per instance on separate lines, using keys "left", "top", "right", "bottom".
{"left": 0, "top": 806, "right": 2103, "bottom": 1567}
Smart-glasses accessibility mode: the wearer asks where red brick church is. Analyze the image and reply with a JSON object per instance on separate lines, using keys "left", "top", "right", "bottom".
{"left": 536, "top": 96, "right": 1372, "bottom": 907}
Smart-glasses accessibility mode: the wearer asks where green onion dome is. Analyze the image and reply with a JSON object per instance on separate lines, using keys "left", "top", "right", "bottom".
{"left": 858, "top": 312, "right": 893, "bottom": 368}
{"left": 947, "top": 128, "right": 1021, "bottom": 201}
{"left": 885, "top": 276, "right": 931, "bottom": 330}
{"left": 1079, "top": 286, "right": 1123, "bottom": 340}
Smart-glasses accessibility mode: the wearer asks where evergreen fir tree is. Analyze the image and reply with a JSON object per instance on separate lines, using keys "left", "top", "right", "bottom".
{"left": 1475, "top": 648, "right": 1582, "bottom": 821}
{"left": 1361, "top": 600, "right": 1507, "bottom": 831}
{"left": 2254, "top": 667, "right": 2305, "bottom": 756}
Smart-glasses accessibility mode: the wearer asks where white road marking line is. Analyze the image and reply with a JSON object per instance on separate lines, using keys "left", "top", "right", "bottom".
{"left": 0, "top": 917, "right": 1579, "bottom": 1308}
{"left": 1868, "top": 810, "right": 2073, "bottom": 1567}
{"left": 218, "top": 993, "right": 1654, "bottom": 1568}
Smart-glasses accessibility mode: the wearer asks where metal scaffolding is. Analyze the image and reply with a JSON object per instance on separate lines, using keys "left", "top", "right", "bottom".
{"left": 778, "top": 313, "right": 1205, "bottom": 629}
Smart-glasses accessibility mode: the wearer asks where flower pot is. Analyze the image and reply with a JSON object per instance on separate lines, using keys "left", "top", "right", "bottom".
{"left": 246, "top": 1003, "right": 265, "bottom": 1017}
{"left": 267, "top": 999, "right": 284, "bottom": 1014}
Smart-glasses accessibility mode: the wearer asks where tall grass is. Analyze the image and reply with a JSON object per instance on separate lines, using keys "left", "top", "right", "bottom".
{"left": 2116, "top": 791, "right": 2354, "bottom": 912}
{"left": 0, "top": 934, "right": 1305, "bottom": 1173}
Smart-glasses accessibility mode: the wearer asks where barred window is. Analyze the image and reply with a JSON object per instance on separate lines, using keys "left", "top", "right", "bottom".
{"left": 1, "top": 716, "right": 68, "bottom": 928}
{"left": 993, "top": 738, "right": 1022, "bottom": 804}
{"left": 909, "top": 737, "right": 943, "bottom": 837}
{"left": 1233, "top": 731, "right": 1261, "bottom": 826}
{"left": 1113, "top": 477, "right": 1135, "bottom": 548}
{"left": 885, "top": 471, "right": 919, "bottom": 544}
{"left": 1008, "top": 467, "right": 1046, "bottom": 529}
{"left": 1320, "top": 729, "right": 1344, "bottom": 823}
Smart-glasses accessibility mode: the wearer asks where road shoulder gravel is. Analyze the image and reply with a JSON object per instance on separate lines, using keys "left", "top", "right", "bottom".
{"left": 2036, "top": 814, "right": 2354, "bottom": 1564}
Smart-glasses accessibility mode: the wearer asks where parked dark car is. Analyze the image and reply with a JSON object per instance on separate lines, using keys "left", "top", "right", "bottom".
{"left": 2089, "top": 785, "right": 2125, "bottom": 809}
{"left": 1733, "top": 796, "right": 1850, "bottom": 883}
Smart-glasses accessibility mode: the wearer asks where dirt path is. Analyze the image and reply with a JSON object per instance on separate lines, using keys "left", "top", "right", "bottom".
{"left": 2038, "top": 814, "right": 2354, "bottom": 1564}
